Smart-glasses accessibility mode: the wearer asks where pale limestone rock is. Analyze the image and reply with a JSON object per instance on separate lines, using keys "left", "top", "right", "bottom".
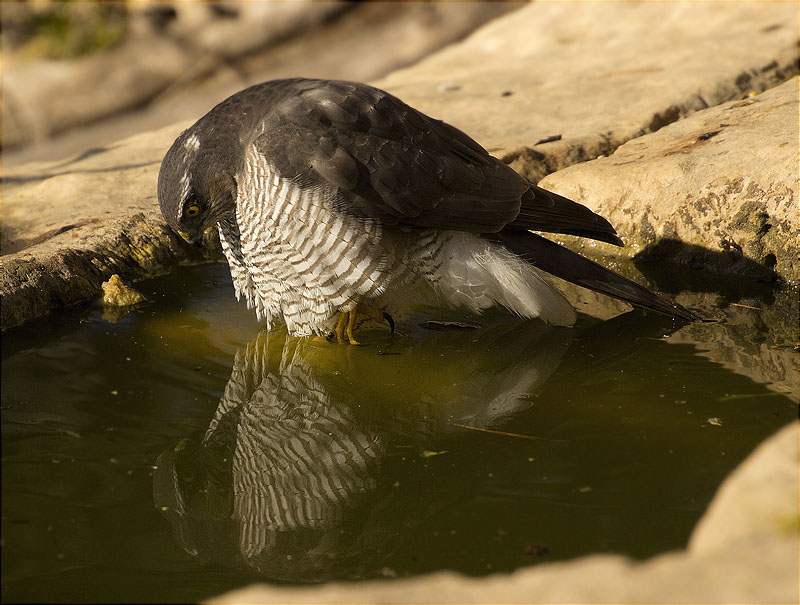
{"left": 375, "top": 2, "right": 797, "bottom": 183}
{"left": 540, "top": 77, "right": 799, "bottom": 283}
{"left": 4, "top": 2, "right": 518, "bottom": 163}
{"left": 2, "top": 123, "right": 190, "bottom": 256}
{"left": 690, "top": 420, "right": 799, "bottom": 555}
{"left": 1, "top": 121, "right": 219, "bottom": 332}
{"left": 2, "top": 3, "right": 348, "bottom": 148}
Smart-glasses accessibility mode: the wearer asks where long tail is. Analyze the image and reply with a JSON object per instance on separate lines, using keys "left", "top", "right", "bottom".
{"left": 492, "top": 230, "right": 698, "bottom": 321}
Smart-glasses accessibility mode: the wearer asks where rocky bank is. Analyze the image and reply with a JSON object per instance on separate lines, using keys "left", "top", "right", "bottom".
{"left": 1, "top": 3, "right": 797, "bottom": 601}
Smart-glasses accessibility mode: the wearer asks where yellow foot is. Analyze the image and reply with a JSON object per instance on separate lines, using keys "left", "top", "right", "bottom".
{"left": 327, "top": 304, "right": 395, "bottom": 345}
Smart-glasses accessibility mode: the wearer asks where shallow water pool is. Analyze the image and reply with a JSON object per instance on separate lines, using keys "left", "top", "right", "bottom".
{"left": 2, "top": 263, "right": 796, "bottom": 602}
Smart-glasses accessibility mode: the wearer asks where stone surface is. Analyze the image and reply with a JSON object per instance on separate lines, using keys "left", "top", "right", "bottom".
{"left": 2, "top": 123, "right": 186, "bottom": 255}
{"left": 540, "top": 77, "right": 799, "bottom": 283}
{"left": 4, "top": 2, "right": 519, "bottom": 165}
{"left": 690, "top": 420, "right": 799, "bottom": 556}
{"left": 207, "top": 422, "right": 798, "bottom": 604}
{"left": 2, "top": 3, "right": 348, "bottom": 148}
{"left": 1, "top": 122, "right": 220, "bottom": 332}
{"left": 375, "top": 2, "right": 798, "bottom": 184}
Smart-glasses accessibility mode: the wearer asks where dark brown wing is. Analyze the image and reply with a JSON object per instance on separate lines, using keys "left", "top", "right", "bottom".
{"left": 513, "top": 186, "right": 623, "bottom": 246}
{"left": 251, "top": 79, "right": 522, "bottom": 232}
{"left": 250, "top": 78, "right": 619, "bottom": 241}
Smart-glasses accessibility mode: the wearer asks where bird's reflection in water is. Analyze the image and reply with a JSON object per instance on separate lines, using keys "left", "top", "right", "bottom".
{"left": 154, "top": 315, "right": 576, "bottom": 581}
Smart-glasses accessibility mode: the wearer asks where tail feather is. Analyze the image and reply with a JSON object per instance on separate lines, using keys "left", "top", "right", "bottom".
{"left": 492, "top": 230, "right": 698, "bottom": 321}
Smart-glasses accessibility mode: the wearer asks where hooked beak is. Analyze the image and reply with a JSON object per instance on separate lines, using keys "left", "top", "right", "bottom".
{"left": 178, "top": 231, "right": 202, "bottom": 247}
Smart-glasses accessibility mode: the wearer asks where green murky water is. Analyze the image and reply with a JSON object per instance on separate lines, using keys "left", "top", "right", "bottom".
{"left": 2, "top": 262, "right": 797, "bottom": 602}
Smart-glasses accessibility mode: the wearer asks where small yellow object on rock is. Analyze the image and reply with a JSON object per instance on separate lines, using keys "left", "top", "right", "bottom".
{"left": 101, "top": 274, "right": 145, "bottom": 307}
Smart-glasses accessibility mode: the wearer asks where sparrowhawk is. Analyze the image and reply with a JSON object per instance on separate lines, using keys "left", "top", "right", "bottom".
{"left": 158, "top": 78, "right": 694, "bottom": 342}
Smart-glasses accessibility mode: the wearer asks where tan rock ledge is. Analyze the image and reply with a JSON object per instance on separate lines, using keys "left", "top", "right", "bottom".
{"left": 541, "top": 77, "right": 799, "bottom": 285}
{"left": 1, "top": 123, "right": 219, "bottom": 332}
{"left": 375, "top": 2, "right": 798, "bottom": 184}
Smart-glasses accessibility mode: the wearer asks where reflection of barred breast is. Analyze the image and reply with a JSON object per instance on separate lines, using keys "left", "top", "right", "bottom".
{"left": 204, "top": 335, "right": 382, "bottom": 559}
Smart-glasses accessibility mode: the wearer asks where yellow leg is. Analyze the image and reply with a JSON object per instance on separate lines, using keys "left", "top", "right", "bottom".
{"left": 332, "top": 312, "right": 348, "bottom": 344}
{"left": 346, "top": 309, "right": 360, "bottom": 345}
{"left": 327, "top": 303, "right": 394, "bottom": 345}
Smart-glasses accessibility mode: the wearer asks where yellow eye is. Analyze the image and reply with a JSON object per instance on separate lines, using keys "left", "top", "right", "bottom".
{"left": 185, "top": 204, "right": 201, "bottom": 218}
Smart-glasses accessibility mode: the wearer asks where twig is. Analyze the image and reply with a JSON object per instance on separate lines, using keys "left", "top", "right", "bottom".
{"left": 729, "top": 303, "right": 763, "bottom": 311}
{"left": 449, "top": 423, "right": 548, "bottom": 441}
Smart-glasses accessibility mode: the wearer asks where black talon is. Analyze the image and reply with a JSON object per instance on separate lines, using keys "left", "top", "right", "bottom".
{"left": 383, "top": 311, "right": 395, "bottom": 335}
{"left": 326, "top": 331, "right": 335, "bottom": 342}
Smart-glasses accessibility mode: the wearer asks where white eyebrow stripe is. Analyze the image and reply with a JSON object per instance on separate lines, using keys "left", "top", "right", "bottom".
{"left": 183, "top": 134, "right": 200, "bottom": 152}
{"left": 177, "top": 171, "right": 192, "bottom": 220}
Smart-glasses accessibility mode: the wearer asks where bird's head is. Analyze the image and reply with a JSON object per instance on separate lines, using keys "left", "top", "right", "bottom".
{"left": 158, "top": 129, "right": 237, "bottom": 246}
